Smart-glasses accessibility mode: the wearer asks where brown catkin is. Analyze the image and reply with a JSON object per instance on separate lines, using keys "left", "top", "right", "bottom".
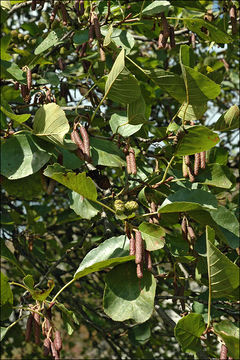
{"left": 184, "top": 155, "right": 191, "bottom": 166}
{"left": 46, "top": 179, "right": 56, "bottom": 195}
{"left": 136, "top": 263, "right": 143, "bottom": 279}
{"left": 158, "top": 31, "right": 164, "bottom": 49}
{"left": 27, "top": 68, "right": 32, "bottom": 91}
{"left": 93, "top": 13, "right": 101, "bottom": 40}
{"left": 75, "top": 148, "right": 85, "bottom": 161}
{"left": 229, "top": 5, "right": 237, "bottom": 35}
{"left": 79, "top": 125, "right": 90, "bottom": 157}
{"left": 25, "top": 313, "right": 33, "bottom": 342}
{"left": 33, "top": 312, "right": 41, "bottom": 345}
{"left": 88, "top": 23, "right": 95, "bottom": 45}
{"left": 194, "top": 153, "right": 200, "bottom": 175}
{"left": 190, "top": 32, "right": 196, "bottom": 48}
{"left": 129, "top": 235, "right": 136, "bottom": 256}
{"left": 135, "top": 230, "right": 143, "bottom": 264}
{"left": 169, "top": 25, "right": 175, "bottom": 48}
{"left": 58, "top": 57, "right": 65, "bottom": 71}
{"left": 50, "top": 340, "right": 58, "bottom": 358}
{"left": 43, "top": 337, "right": 51, "bottom": 356}
{"left": 187, "top": 225, "right": 196, "bottom": 241}
{"left": 79, "top": 0, "right": 84, "bottom": 15}
{"left": 50, "top": 4, "right": 58, "bottom": 22}
{"left": 126, "top": 153, "right": 132, "bottom": 174}
{"left": 60, "top": 3, "right": 68, "bottom": 26}
{"left": 79, "top": 42, "right": 87, "bottom": 58}
{"left": 129, "top": 148, "right": 137, "bottom": 175}
{"left": 21, "top": 84, "right": 28, "bottom": 100}
{"left": 220, "top": 343, "right": 228, "bottom": 360}
{"left": 14, "top": 82, "right": 19, "bottom": 90}
{"left": 75, "top": 0, "right": 80, "bottom": 16}
{"left": 99, "top": 47, "right": 106, "bottom": 62}
{"left": 181, "top": 217, "right": 188, "bottom": 242}
{"left": 182, "top": 158, "right": 188, "bottom": 178}
{"left": 71, "top": 129, "right": 85, "bottom": 152}
{"left": 145, "top": 250, "right": 152, "bottom": 271}
{"left": 161, "top": 13, "right": 170, "bottom": 38}
{"left": 54, "top": 330, "right": 62, "bottom": 351}
{"left": 188, "top": 165, "right": 195, "bottom": 183}
{"left": 200, "top": 151, "right": 206, "bottom": 169}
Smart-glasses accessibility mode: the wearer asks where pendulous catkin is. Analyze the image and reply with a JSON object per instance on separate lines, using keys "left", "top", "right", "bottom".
{"left": 169, "top": 26, "right": 175, "bottom": 48}
{"left": 135, "top": 230, "right": 143, "bottom": 264}
{"left": 25, "top": 313, "right": 33, "bottom": 342}
{"left": 93, "top": 13, "right": 101, "bottom": 40}
{"left": 136, "top": 263, "right": 143, "bottom": 279}
{"left": 200, "top": 151, "right": 206, "bottom": 169}
{"left": 184, "top": 155, "right": 191, "bottom": 166}
{"left": 54, "top": 330, "right": 62, "bottom": 351}
{"left": 126, "top": 153, "right": 132, "bottom": 174}
{"left": 43, "top": 337, "right": 51, "bottom": 356}
{"left": 129, "top": 147, "right": 137, "bottom": 175}
{"left": 71, "top": 129, "right": 85, "bottom": 153}
{"left": 187, "top": 225, "right": 196, "bottom": 241}
{"left": 229, "top": 5, "right": 237, "bottom": 35}
{"left": 31, "top": 0, "right": 37, "bottom": 11}
{"left": 46, "top": 179, "right": 56, "bottom": 195}
{"left": 60, "top": 3, "right": 68, "bottom": 26}
{"left": 188, "top": 165, "right": 195, "bottom": 183}
{"left": 50, "top": 4, "right": 58, "bottom": 22}
{"left": 129, "top": 235, "right": 136, "bottom": 256}
{"left": 145, "top": 250, "right": 152, "bottom": 271}
{"left": 194, "top": 153, "right": 200, "bottom": 175}
{"left": 27, "top": 68, "right": 32, "bottom": 91}
{"left": 182, "top": 158, "right": 188, "bottom": 178}
{"left": 79, "top": 125, "right": 91, "bottom": 161}
{"left": 220, "top": 343, "right": 228, "bottom": 360}
{"left": 181, "top": 217, "right": 188, "bottom": 242}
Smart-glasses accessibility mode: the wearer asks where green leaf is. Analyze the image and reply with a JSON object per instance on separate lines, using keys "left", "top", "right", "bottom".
{"left": 0, "top": 326, "right": 9, "bottom": 342}
{"left": 0, "top": 238, "right": 25, "bottom": 275}
{"left": 159, "top": 189, "right": 218, "bottom": 213}
{"left": 142, "top": 1, "right": 170, "bottom": 16}
{"left": 2, "top": 172, "right": 43, "bottom": 200}
{"left": 178, "top": 102, "right": 207, "bottom": 121}
{"left": 209, "top": 206, "right": 239, "bottom": 249}
{"left": 175, "top": 126, "right": 219, "bottom": 155}
{"left": 1, "top": 1, "right": 11, "bottom": 10}
{"left": 206, "top": 226, "right": 239, "bottom": 299}
{"left": 56, "top": 303, "right": 79, "bottom": 335}
{"left": 1, "top": 34, "right": 12, "bottom": 61}
{"left": 109, "top": 113, "right": 142, "bottom": 137}
{"left": 44, "top": 164, "right": 97, "bottom": 201}
{"left": 197, "top": 164, "right": 233, "bottom": 189}
{"left": 1, "top": 60, "right": 25, "bottom": 82}
{"left": 74, "top": 235, "right": 133, "bottom": 280}
{"left": 127, "top": 95, "right": 146, "bottom": 125}
{"left": 69, "top": 191, "right": 100, "bottom": 220}
{"left": 33, "top": 103, "right": 70, "bottom": 146}
{"left": 214, "top": 105, "right": 239, "bottom": 132}
{"left": 110, "top": 28, "right": 135, "bottom": 54}
{"left": 174, "top": 313, "right": 205, "bottom": 353}
{"left": 105, "top": 48, "right": 125, "bottom": 98}
{"left": 91, "top": 137, "right": 125, "bottom": 167}
{"left": 128, "top": 321, "right": 151, "bottom": 345}
{"left": 180, "top": 45, "right": 196, "bottom": 68}
{"left": 107, "top": 68, "right": 141, "bottom": 104}
{"left": 139, "top": 222, "right": 165, "bottom": 251}
{"left": 184, "top": 18, "right": 233, "bottom": 44}
{"left": 0, "top": 273, "right": 13, "bottom": 321}
{"left": 1, "top": 134, "right": 52, "bottom": 180}
{"left": 34, "top": 31, "right": 61, "bottom": 55}
{"left": 0, "top": 105, "right": 31, "bottom": 124}
{"left": 73, "top": 29, "right": 89, "bottom": 45}
{"left": 213, "top": 321, "right": 240, "bottom": 359}
{"left": 103, "top": 262, "right": 156, "bottom": 323}
{"left": 23, "top": 274, "right": 34, "bottom": 291}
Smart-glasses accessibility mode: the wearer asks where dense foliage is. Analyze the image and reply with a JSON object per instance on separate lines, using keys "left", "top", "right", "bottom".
{"left": 1, "top": 0, "right": 239, "bottom": 359}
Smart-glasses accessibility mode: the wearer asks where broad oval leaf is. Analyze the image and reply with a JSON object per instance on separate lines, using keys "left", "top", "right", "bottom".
{"left": 90, "top": 137, "right": 125, "bottom": 167}
{"left": 2, "top": 172, "right": 44, "bottom": 200}
{"left": 74, "top": 235, "right": 133, "bottom": 280}
{"left": 142, "top": 1, "right": 170, "bottom": 16}
{"left": 206, "top": 226, "right": 239, "bottom": 300}
{"left": 197, "top": 164, "right": 233, "bottom": 189}
{"left": 34, "top": 30, "right": 61, "bottom": 55}
{"left": 128, "top": 321, "right": 151, "bottom": 345}
{"left": 44, "top": 163, "right": 97, "bottom": 201}
{"left": 175, "top": 126, "right": 219, "bottom": 156}
{"left": 105, "top": 48, "right": 125, "bottom": 97}
{"left": 174, "top": 313, "right": 205, "bottom": 353}
{"left": 0, "top": 272, "right": 13, "bottom": 321}
{"left": 159, "top": 189, "right": 218, "bottom": 213}
{"left": 178, "top": 102, "right": 207, "bottom": 121}
{"left": 103, "top": 262, "right": 156, "bottom": 323}
{"left": 109, "top": 113, "right": 142, "bottom": 137}
{"left": 69, "top": 191, "right": 100, "bottom": 220}
{"left": 139, "top": 222, "right": 165, "bottom": 251}
{"left": 127, "top": 95, "right": 146, "bottom": 125}
{"left": 213, "top": 321, "right": 240, "bottom": 359}
{"left": 214, "top": 105, "right": 239, "bottom": 132}
{"left": 1, "top": 134, "right": 52, "bottom": 180}
{"left": 33, "top": 103, "right": 70, "bottom": 146}
{"left": 0, "top": 105, "right": 31, "bottom": 124}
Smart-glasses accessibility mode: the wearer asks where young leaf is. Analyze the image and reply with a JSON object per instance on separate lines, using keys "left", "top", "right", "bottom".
{"left": 175, "top": 126, "right": 219, "bottom": 156}
{"left": 44, "top": 164, "right": 97, "bottom": 201}
{"left": 213, "top": 321, "right": 240, "bottom": 359}
{"left": 139, "top": 222, "right": 165, "bottom": 251}
{"left": 74, "top": 235, "right": 133, "bottom": 280}
{"left": 206, "top": 226, "right": 239, "bottom": 300}
{"left": 33, "top": 103, "right": 70, "bottom": 146}
{"left": 103, "top": 262, "right": 156, "bottom": 323}
{"left": 174, "top": 313, "right": 205, "bottom": 353}
{"left": 1, "top": 134, "right": 52, "bottom": 180}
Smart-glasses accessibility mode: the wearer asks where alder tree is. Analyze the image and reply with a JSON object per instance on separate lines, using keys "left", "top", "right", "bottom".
{"left": 0, "top": 0, "right": 239, "bottom": 359}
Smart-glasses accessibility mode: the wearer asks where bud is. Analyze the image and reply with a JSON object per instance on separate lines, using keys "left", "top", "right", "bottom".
{"left": 188, "top": 165, "right": 195, "bottom": 183}
{"left": 46, "top": 179, "right": 55, "bottom": 195}
{"left": 124, "top": 201, "right": 138, "bottom": 212}
{"left": 114, "top": 200, "right": 125, "bottom": 214}
{"left": 126, "top": 154, "right": 131, "bottom": 174}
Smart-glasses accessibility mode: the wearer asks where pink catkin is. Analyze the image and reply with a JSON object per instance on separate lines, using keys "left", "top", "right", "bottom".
{"left": 194, "top": 153, "right": 200, "bottom": 175}
{"left": 135, "top": 231, "right": 143, "bottom": 264}
{"left": 200, "top": 151, "right": 206, "bottom": 169}
{"left": 129, "top": 235, "right": 136, "bottom": 256}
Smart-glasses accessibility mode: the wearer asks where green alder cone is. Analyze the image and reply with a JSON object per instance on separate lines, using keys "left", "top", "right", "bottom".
{"left": 124, "top": 201, "right": 139, "bottom": 213}
{"left": 114, "top": 200, "right": 125, "bottom": 214}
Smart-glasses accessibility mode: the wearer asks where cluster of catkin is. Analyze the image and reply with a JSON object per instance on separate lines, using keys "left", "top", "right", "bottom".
{"left": 124, "top": 146, "right": 137, "bottom": 175}
{"left": 129, "top": 230, "right": 152, "bottom": 279}
{"left": 181, "top": 216, "right": 196, "bottom": 250}
{"left": 50, "top": 2, "right": 70, "bottom": 26}
{"left": 158, "top": 13, "right": 175, "bottom": 49}
{"left": 71, "top": 122, "right": 91, "bottom": 163}
{"left": 25, "top": 304, "right": 62, "bottom": 359}
{"left": 182, "top": 151, "right": 206, "bottom": 182}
